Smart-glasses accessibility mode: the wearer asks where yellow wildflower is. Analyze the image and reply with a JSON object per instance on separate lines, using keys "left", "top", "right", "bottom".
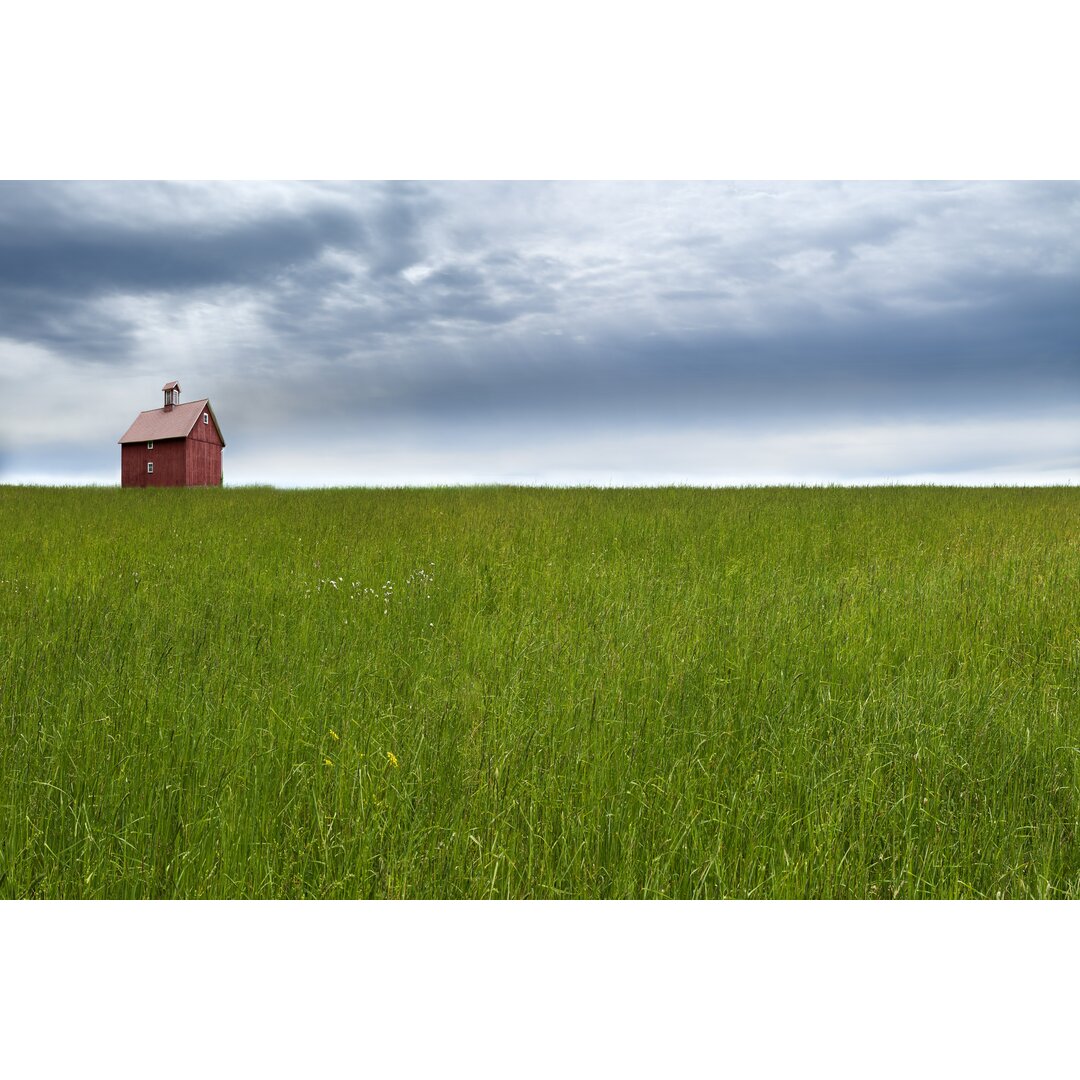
{"left": 323, "top": 757, "right": 333, "bottom": 767}
{"left": 387, "top": 751, "right": 399, "bottom": 768}
{"left": 329, "top": 729, "right": 340, "bottom": 741}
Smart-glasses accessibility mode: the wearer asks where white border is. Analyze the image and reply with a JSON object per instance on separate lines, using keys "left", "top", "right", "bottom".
{"left": 2, "top": 0, "right": 1078, "bottom": 179}
{"left": 3, "top": 900, "right": 1078, "bottom": 1077}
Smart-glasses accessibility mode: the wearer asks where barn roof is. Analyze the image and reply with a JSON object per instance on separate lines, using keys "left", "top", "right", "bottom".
{"left": 117, "top": 399, "right": 226, "bottom": 446}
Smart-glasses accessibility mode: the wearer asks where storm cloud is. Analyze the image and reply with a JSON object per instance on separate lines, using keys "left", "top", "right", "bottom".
{"left": 1, "top": 181, "right": 1077, "bottom": 484}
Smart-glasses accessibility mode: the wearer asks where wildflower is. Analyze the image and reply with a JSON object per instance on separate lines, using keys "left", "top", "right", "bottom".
{"left": 387, "top": 751, "right": 399, "bottom": 768}
{"left": 329, "top": 729, "right": 340, "bottom": 741}
{"left": 324, "top": 757, "right": 334, "bottom": 767}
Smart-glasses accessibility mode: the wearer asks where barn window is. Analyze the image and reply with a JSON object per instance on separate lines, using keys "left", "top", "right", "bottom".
{"left": 147, "top": 462, "right": 154, "bottom": 474}
{"left": 147, "top": 441, "right": 153, "bottom": 449}
{"left": 203, "top": 413, "right": 209, "bottom": 424}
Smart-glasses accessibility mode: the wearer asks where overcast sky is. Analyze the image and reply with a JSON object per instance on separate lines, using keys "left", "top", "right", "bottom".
{"left": 0, "top": 180, "right": 1076, "bottom": 485}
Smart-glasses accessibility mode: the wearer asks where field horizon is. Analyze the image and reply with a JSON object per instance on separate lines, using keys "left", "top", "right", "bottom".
{"left": 2, "top": 484, "right": 1078, "bottom": 898}
{"left": 3, "top": 481, "right": 1077, "bottom": 491}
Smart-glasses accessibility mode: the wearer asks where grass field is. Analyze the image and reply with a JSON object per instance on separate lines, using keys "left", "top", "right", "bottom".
{"left": 1, "top": 485, "right": 1078, "bottom": 898}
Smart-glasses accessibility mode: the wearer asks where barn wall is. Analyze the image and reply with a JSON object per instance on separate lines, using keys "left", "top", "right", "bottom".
{"left": 185, "top": 437, "right": 223, "bottom": 486}
{"left": 188, "top": 408, "right": 224, "bottom": 446}
{"left": 121, "top": 439, "right": 187, "bottom": 487}
{"left": 186, "top": 407, "right": 223, "bottom": 485}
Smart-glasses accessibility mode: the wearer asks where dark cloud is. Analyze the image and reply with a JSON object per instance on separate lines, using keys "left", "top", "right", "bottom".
{"left": 0, "top": 290, "right": 137, "bottom": 361}
{"left": 0, "top": 205, "right": 361, "bottom": 296}
{"left": 363, "top": 181, "right": 436, "bottom": 277}
{"left": 0, "top": 181, "right": 373, "bottom": 360}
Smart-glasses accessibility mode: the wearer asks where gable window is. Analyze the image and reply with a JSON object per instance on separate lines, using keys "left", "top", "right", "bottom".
{"left": 203, "top": 413, "right": 209, "bottom": 424}
{"left": 147, "top": 441, "right": 153, "bottom": 449}
{"left": 147, "top": 462, "right": 154, "bottom": 474}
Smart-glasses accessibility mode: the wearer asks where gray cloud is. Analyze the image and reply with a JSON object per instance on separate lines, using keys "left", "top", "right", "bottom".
{"left": 0, "top": 181, "right": 368, "bottom": 360}
{"left": 0, "top": 181, "right": 1077, "bottom": 484}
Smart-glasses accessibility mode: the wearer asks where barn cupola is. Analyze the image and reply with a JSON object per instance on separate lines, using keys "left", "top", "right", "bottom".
{"left": 162, "top": 380, "right": 180, "bottom": 411}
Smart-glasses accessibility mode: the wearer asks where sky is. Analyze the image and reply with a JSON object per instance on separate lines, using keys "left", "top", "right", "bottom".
{"left": 0, "top": 179, "right": 1077, "bottom": 486}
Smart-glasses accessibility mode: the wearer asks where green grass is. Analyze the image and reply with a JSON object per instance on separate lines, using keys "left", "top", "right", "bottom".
{"left": 1, "top": 484, "right": 1078, "bottom": 898}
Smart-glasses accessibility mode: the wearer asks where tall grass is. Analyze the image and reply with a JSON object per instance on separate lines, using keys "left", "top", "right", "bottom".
{"left": 1, "top": 485, "right": 1078, "bottom": 898}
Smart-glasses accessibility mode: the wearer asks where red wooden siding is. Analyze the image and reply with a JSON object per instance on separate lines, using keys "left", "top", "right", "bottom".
{"left": 121, "top": 438, "right": 187, "bottom": 487}
{"left": 185, "top": 408, "right": 224, "bottom": 486}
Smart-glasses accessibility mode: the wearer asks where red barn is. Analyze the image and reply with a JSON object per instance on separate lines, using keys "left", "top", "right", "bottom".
{"left": 118, "top": 381, "right": 225, "bottom": 487}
